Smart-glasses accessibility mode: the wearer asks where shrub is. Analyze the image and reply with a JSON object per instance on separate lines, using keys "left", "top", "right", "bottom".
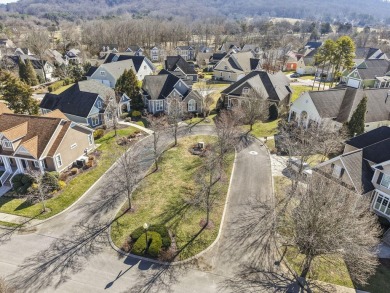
{"left": 70, "top": 168, "right": 78, "bottom": 175}
{"left": 42, "top": 172, "right": 60, "bottom": 192}
{"left": 130, "top": 224, "right": 171, "bottom": 249}
{"left": 120, "top": 113, "right": 129, "bottom": 120}
{"left": 59, "top": 172, "right": 69, "bottom": 181}
{"left": 49, "top": 171, "right": 59, "bottom": 179}
{"left": 132, "top": 231, "right": 163, "bottom": 258}
{"left": 131, "top": 110, "right": 141, "bottom": 118}
{"left": 12, "top": 174, "right": 34, "bottom": 195}
{"left": 48, "top": 85, "right": 53, "bottom": 92}
{"left": 58, "top": 180, "right": 66, "bottom": 190}
{"left": 85, "top": 161, "right": 93, "bottom": 169}
{"left": 269, "top": 104, "right": 279, "bottom": 121}
{"left": 124, "top": 117, "right": 131, "bottom": 122}
{"left": 93, "top": 129, "right": 104, "bottom": 139}
{"left": 88, "top": 155, "right": 95, "bottom": 161}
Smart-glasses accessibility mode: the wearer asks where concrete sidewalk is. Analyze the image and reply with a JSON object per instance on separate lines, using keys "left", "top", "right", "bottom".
{"left": 0, "top": 212, "right": 43, "bottom": 226}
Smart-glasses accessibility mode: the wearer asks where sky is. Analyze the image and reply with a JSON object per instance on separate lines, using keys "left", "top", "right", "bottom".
{"left": 0, "top": 0, "right": 18, "bottom": 3}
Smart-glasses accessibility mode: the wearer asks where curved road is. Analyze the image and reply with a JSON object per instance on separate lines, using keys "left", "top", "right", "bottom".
{"left": 0, "top": 125, "right": 275, "bottom": 293}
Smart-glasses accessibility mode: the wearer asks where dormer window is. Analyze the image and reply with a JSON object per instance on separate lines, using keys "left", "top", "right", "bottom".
{"left": 100, "top": 71, "right": 106, "bottom": 76}
{"left": 380, "top": 174, "right": 390, "bottom": 189}
{"left": 2, "top": 140, "right": 12, "bottom": 148}
{"left": 242, "top": 87, "right": 249, "bottom": 94}
{"left": 97, "top": 100, "right": 102, "bottom": 108}
{"left": 112, "top": 55, "right": 119, "bottom": 62}
{"left": 178, "top": 81, "right": 182, "bottom": 87}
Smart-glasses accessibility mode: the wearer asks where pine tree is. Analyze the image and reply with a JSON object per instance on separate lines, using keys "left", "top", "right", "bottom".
{"left": 25, "top": 59, "right": 39, "bottom": 86}
{"left": 115, "top": 69, "right": 143, "bottom": 109}
{"left": 18, "top": 58, "right": 27, "bottom": 82}
{"left": 348, "top": 96, "right": 367, "bottom": 137}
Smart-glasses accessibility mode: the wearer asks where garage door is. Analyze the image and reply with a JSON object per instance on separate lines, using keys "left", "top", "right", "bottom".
{"left": 347, "top": 78, "right": 360, "bottom": 89}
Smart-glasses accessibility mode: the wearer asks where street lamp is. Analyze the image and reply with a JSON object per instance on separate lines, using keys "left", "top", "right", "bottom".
{"left": 143, "top": 223, "right": 149, "bottom": 253}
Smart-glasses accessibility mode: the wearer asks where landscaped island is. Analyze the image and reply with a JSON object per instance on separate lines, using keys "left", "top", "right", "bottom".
{"left": 111, "top": 135, "right": 235, "bottom": 261}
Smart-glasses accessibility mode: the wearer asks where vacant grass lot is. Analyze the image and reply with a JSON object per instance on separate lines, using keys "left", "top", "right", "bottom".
{"left": 0, "top": 126, "right": 139, "bottom": 219}
{"left": 244, "top": 119, "right": 280, "bottom": 138}
{"left": 111, "top": 135, "right": 234, "bottom": 260}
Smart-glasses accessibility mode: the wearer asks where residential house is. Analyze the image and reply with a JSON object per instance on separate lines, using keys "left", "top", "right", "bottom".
{"left": 40, "top": 80, "right": 130, "bottom": 128}
{"left": 125, "top": 45, "right": 144, "bottom": 56}
{"left": 208, "top": 52, "right": 227, "bottom": 69}
{"left": 45, "top": 49, "right": 67, "bottom": 66}
{"left": 341, "top": 59, "right": 390, "bottom": 89}
{"left": 0, "top": 112, "right": 95, "bottom": 195}
{"left": 86, "top": 54, "right": 155, "bottom": 85}
{"left": 218, "top": 42, "right": 241, "bottom": 53}
{"left": 175, "top": 46, "right": 195, "bottom": 61}
{"left": 213, "top": 51, "right": 261, "bottom": 82}
{"left": 65, "top": 49, "right": 82, "bottom": 64}
{"left": 99, "top": 45, "right": 119, "bottom": 59}
{"left": 284, "top": 51, "right": 304, "bottom": 71}
{"left": 149, "top": 46, "right": 164, "bottom": 62}
{"left": 0, "top": 39, "right": 15, "bottom": 58}
{"left": 289, "top": 87, "right": 390, "bottom": 132}
{"left": 14, "top": 48, "right": 33, "bottom": 56}
{"left": 354, "top": 47, "right": 388, "bottom": 67}
{"left": 165, "top": 56, "right": 198, "bottom": 85}
{"left": 141, "top": 70, "right": 203, "bottom": 115}
{"left": 9, "top": 55, "right": 56, "bottom": 82}
{"left": 296, "top": 48, "right": 318, "bottom": 75}
{"left": 0, "top": 103, "right": 12, "bottom": 115}
{"left": 241, "top": 44, "right": 262, "bottom": 59}
{"left": 220, "top": 70, "right": 291, "bottom": 111}
{"left": 197, "top": 45, "right": 213, "bottom": 54}
{"left": 314, "top": 127, "right": 390, "bottom": 223}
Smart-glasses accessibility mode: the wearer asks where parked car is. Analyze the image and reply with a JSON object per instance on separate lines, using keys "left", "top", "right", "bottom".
{"left": 290, "top": 73, "right": 300, "bottom": 78}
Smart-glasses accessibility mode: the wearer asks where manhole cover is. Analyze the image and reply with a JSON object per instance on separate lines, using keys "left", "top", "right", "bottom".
{"left": 249, "top": 151, "right": 258, "bottom": 155}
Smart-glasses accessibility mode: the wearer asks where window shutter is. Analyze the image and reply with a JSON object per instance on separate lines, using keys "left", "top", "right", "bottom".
{"left": 377, "top": 172, "right": 384, "bottom": 184}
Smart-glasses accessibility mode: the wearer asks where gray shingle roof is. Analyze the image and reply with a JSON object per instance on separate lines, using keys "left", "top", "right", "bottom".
{"left": 355, "top": 47, "right": 380, "bottom": 59}
{"left": 346, "top": 126, "right": 390, "bottom": 149}
{"left": 356, "top": 59, "right": 390, "bottom": 80}
{"left": 165, "top": 56, "right": 197, "bottom": 75}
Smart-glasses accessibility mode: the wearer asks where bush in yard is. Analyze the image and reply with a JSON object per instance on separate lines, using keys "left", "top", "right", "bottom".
{"left": 49, "top": 171, "right": 59, "bottom": 179}
{"left": 12, "top": 174, "right": 34, "bottom": 195}
{"left": 93, "top": 129, "right": 104, "bottom": 139}
{"left": 130, "top": 224, "right": 171, "bottom": 249}
{"left": 120, "top": 113, "right": 129, "bottom": 119}
{"left": 58, "top": 180, "right": 66, "bottom": 190}
{"left": 131, "top": 110, "right": 141, "bottom": 118}
{"left": 70, "top": 168, "right": 78, "bottom": 175}
{"left": 132, "top": 231, "right": 163, "bottom": 258}
{"left": 42, "top": 172, "right": 60, "bottom": 192}
{"left": 125, "top": 117, "right": 131, "bottom": 122}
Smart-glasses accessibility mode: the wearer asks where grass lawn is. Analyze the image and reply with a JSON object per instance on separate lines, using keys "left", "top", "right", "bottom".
{"left": 0, "top": 220, "right": 19, "bottom": 228}
{"left": 52, "top": 83, "right": 74, "bottom": 94}
{"left": 299, "top": 75, "right": 315, "bottom": 81}
{"left": 291, "top": 85, "right": 312, "bottom": 102}
{"left": 0, "top": 126, "right": 140, "bottom": 219}
{"left": 359, "top": 259, "right": 390, "bottom": 293}
{"left": 111, "top": 135, "right": 234, "bottom": 260}
{"left": 244, "top": 119, "right": 280, "bottom": 138}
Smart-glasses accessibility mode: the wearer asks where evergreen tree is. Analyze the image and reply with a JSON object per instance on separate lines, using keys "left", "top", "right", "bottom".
{"left": 18, "top": 58, "right": 27, "bottom": 82}
{"left": 24, "top": 59, "right": 39, "bottom": 86}
{"left": 0, "top": 71, "right": 39, "bottom": 115}
{"left": 115, "top": 69, "right": 143, "bottom": 109}
{"left": 348, "top": 96, "right": 367, "bottom": 137}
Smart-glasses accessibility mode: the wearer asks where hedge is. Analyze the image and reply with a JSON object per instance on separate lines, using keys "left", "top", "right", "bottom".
{"left": 130, "top": 224, "right": 171, "bottom": 248}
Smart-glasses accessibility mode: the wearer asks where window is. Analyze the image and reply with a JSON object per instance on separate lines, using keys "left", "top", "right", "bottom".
{"left": 55, "top": 154, "right": 63, "bottom": 168}
{"left": 152, "top": 55, "right": 158, "bottom": 61}
{"left": 381, "top": 174, "right": 390, "bottom": 189}
{"left": 144, "top": 65, "right": 147, "bottom": 70}
{"left": 71, "top": 143, "right": 77, "bottom": 149}
{"left": 91, "top": 115, "right": 100, "bottom": 126}
{"left": 100, "top": 71, "right": 106, "bottom": 76}
{"left": 112, "top": 55, "right": 119, "bottom": 62}
{"left": 374, "top": 192, "right": 390, "bottom": 216}
{"left": 178, "top": 81, "right": 182, "bottom": 87}
{"left": 96, "top": 100, "right": 102, "bottom": 108}
{"left": 2, "top": 140, "right": 12, "bottom": 148}
{"left": 33, "top": 161, "right": 40, "bottom": 168}
{"left": 224, "top": 65, "right": 228, "bottom": 70}
{"left": 242, "top": 87, "right": 249, "bottom": 94}
{"left": 88, "top": 134, "right": 93, "bottom": 146}
{"left": 155, "top": 100, "right": 164, "bottom": 112}
{"left": 188, "top": 99, "right": 196, "bottom": 112}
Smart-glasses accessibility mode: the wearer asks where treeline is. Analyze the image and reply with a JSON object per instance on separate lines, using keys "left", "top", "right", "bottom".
{"left": 2, "top": 0, "right": 390, "bottom": 24}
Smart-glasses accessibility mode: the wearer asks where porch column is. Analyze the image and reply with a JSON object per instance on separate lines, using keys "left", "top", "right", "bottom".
{"left": 37, "top": 160, "right": 45, "bottom": 174}
{"left": 288, "top": 110, "right": 292, "bottom": 122}
{"left": 15, "top": 158, "right": 24, "bottom": 173}
{"left": 2, "top": 156, "right": 11, "bottom": 172}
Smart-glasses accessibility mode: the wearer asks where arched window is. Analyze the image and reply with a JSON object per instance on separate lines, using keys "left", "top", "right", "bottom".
{"left": 188, "top": 99, "right": 196, "bottom": 112}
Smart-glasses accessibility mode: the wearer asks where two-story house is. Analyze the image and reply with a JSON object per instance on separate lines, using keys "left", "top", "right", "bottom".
{"left": 40, "top": 80, "right": 130, "bottom": 128}
{"left": 149, "top": 46, "right": 164, "bottom": 62}
{"left": 315, "top": 127, "right": 390, "bottom": 223}
{"left": 9, "top": 55, "right": 56, "bottom": 82}
{"left": 175, "top": 46, "right": 195, "bottom": 61}
{"left": 0, "top": 112, "right": 95, "bottom": 196}
{"left": 165, "top": 56, "right": 198, "bottom": 85}
{"left": 353, "top": 47, "right": 388, "bottom": 67}
{"left": 289, "top": 87, "right": 390, "bottom": 132}
{"left": 125, "top": 45, "right": 144, "bottom": 56}
{"left": 86, "top": 54, "right": 155, "bottom": 84}
{"left": 141, "top": 70, "right": 203, "bottom": 115}
{"left": 213, "top": 51, "right": 261, "bottom": 82}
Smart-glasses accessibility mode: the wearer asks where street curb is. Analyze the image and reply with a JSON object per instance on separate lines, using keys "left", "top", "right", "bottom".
{"left": 28, "top": 133, "right": 152, "bottom": 227}
{"left": 108, "top": 134, "right": 238, "bottom": 266}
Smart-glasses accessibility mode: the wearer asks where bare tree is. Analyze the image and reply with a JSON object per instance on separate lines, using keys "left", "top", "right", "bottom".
{"left": 103, "top": 94, "right": 120, "bottom": 137}
{"left": 25, "top": 31, "right": 51, "bottom": 82}
{"left": 195, "top": 150, "right": 222, "bottom": 227}
{"left": 148, "top": 115, "right": 167, "bottom": 171}
{"left": 214, "top": 110, "right": 240, "bottom": 168}
{"left": 239, "top": 89, "right": 269, "bottom": 133}
{"left": 27, "top": 170, "right": 58, "bottom": 213}
{"left": 279, "top": 175, "right": 380, "bottom": 288}
{"left": 110, "top": 146, "right": 140, "bottom": 211}
{"left": 196, "top": 79, "right": 214, "bottom": 117}
{"left": 166, "top": 97, "right": 183, "bottom": 147}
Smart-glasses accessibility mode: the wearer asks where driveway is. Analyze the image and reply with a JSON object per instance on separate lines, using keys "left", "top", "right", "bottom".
{"left": 0, "top": 126, "right": 277, "bottom": 292}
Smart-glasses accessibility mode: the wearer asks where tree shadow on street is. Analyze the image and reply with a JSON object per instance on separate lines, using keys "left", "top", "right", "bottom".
{"left": 0, "top": 213, "right": 41, "bottom": 245}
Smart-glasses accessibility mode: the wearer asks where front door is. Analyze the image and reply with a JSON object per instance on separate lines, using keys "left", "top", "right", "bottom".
{"left": 22, "top": 160, "right": 27, "bottom": 169}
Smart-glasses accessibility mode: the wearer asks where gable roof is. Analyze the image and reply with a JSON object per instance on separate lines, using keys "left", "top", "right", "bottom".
{"left": 307, "top": 87, "right": 390, "bottom": 123}
{"left": 346, "top": 126, "right": 390, "bottom": 149}
{"left": 40, "top": 80, "right": 114, "bottom": 118}
{"left": 305, "top": 41, "right": 322, "bottom": 49}
{"left": 0, "top": 103, "right": 12, "bottom": 114}
{"left": 126, "top": 45, "right": 143, "bottom": 52}
{"left": 165, "top": 56, "right": 197, "bottom": 75}
{"left": 355, "top": 47, "right": 380, "bottom": 59}
{"left": 355, "top": 59, "right": 390, "bottom": 80}
{"left": 0, "top": 114, "right": 67, "bottom": 159}
{"left": 221, "top": 70, "right": 291, "bottom": 103}
{"left": 103, "top": 53, "right": 149, "bottom": 71}
{"left": 217, "top": 51, "right": 260, "bottom": 73}
{"left": 96, "top": 59, "right": 135, "bottom": 80}
{"left": 43, "top": 109, "right": 68, "bottom": 120}
{"left": 142, "top": 70, "right": 184, "bottom": 100}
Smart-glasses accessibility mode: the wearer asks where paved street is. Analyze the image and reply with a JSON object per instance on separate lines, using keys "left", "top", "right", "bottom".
{"left": 0, "top": 125, "right": 277, "bottom": 292}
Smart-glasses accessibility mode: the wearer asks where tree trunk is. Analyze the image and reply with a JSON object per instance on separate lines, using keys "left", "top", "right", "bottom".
{"left": 127, "top": 191, "right": 132, "bottom": 211}
{"left": 300, "top": 255, "right": 313, "bottom": 279}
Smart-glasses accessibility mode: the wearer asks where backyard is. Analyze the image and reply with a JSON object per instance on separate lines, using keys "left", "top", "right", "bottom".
{"left": 111, "top": 135, "right": 235, "bottom": 260}
{"left": 0, "top": 126, "right": 141, "bottom": 220}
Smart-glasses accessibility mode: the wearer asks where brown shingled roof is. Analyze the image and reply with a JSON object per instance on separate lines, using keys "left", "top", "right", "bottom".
{"left": 21, "top": 136, "right": 39, "bottom": 158}
{"left": 47, "top": 122, "right": 71, "bottom": 157}
{"left": 2, "top": 122, "right": 28, "bottom": 141}
{"left": 0, "top": 103, "right": 12, "bottom": 114}
{"left": 43, "top": 109, "right": 68, "bottom": 120}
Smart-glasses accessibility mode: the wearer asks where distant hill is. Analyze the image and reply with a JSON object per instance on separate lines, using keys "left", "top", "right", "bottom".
{"left": 3, "top": 0, "right": 390, "bottom": 22}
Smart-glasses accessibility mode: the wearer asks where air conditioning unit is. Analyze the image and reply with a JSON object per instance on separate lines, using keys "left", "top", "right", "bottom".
{"left": 198, "top": 142, "right": 205, "bottom": 149}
